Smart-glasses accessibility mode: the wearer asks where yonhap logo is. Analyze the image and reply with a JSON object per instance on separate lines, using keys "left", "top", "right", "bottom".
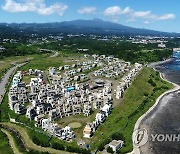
{"left": 132, "top": 128, "right": 180, "bottom": 148}
{"left": 133, "top": 128, "right": 148, "bottom": 147}
{"left": 151, "top": 134, "right": 180, "bottom": 142}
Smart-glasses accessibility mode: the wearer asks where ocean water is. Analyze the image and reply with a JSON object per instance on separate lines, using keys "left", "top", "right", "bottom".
{"left": 156, "top": 51, "right": 180, "bottom": 85}
{"left": 139, "top": 52, "right": 180, "bottom": 154}
{"left": 163, "top": 51, "right": 180, "bottom": 71}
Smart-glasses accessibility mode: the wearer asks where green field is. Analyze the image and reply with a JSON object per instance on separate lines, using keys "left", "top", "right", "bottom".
{"left": 0, "top": 55, "right": 34, "bottom": 79}
{"left": 19, "top": 51, "right": 83, "bottom": 71}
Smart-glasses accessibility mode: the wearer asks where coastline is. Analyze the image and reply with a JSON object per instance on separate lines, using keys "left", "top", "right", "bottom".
{"left": 147, "top": 57, "right": 175, "bottom": 68}
{"left": 131, "top": 69, "right": 180, "bottom": 154}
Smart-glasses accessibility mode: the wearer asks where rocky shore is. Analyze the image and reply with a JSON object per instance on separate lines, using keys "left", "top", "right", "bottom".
{"left": 148, "top": 58, "right": 175, "bottom": 68}
{"left": 132, "top": 52, "right": 180, "bottom": 154}
{"left": 132, "top": 70, "right": 180, "bottom": 153}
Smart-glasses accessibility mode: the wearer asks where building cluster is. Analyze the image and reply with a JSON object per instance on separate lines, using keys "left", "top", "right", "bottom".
{"left": 8, "top": 69, "right": 76, "bottom": 141}
{"left": 129, "top": 36, "right": 168, "bottom": 45}
{"left": 49, "top": 60, "right": 99, "bottom": 82}
{"left": 116, "top": 63, "right": 142, "bottom": 99}
{"left": 92, "top": 55, "right": 130, "bottom": 78}
{"left": 8, "top": 54, "right": 142, "bottom": 141}
{"left": 83, "top": 104, "right": 112, "bottom": 138}
{"left": 50, "top": 54, "right": 131, "bottom": 82}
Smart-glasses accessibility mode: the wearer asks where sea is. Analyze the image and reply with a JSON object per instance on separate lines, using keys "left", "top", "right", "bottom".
{"left": 155, "top": 51, "right": 180, "bottom": 85}
{"left": 139, "top": 51, "right": 180, "bottom": 154}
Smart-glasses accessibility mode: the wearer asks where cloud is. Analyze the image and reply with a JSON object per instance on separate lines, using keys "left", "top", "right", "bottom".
{"left": 104, "top": 6, "right": 175, "bottom": 23}
{"left": 2, "top": 0, "right": 68, "bottom": 16}
{"left": 77, "top": 7, "right": 96, "bottom": 14}
{"left": 156, "top": 14, "right": 175, "bottom": 20}
{"left": 133, "top": 11, "right": 152, "bottom": 18}
{"left": 144, "top": 21, "right": 151, "bottom": 24}
{"left": 104, "top": 6, "right": 132, "bottom": 16}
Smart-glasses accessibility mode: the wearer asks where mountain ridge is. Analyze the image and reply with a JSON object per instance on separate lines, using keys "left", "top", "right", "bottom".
{"left": 0, "top": 18, "right": 179, "bottom": 36}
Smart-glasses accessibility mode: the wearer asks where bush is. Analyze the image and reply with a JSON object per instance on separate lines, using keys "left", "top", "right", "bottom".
{"left": 111, "top": 132, "right": 124, "bottom": 141}
{"left": 51, "top": 142, "right": 65, "bottom": 150}
{"left": 161, "top": 85, "right": 169, "bottom": 90}
{"left": 28, "top": 149, "right": 49, "bottom": 154}
{"left": 107, "top": 146, "right": 114, "bottom": 153}
{"left": 32, "top": 136, "right": 50, "bottom": 147}
{"left": 143, "top": 92, "right": 149, "bottom": 96}
{"left": 148, "top": 78, "right": 156, "bottom": 87}
{"left": 66, "top": 146, "right": 82, "bottom": 153}
{"left": 81, "top": 149, "right": 91, "bottom": 154}
{"left": 98, "top": 143, "right": 105, "bottom": 151}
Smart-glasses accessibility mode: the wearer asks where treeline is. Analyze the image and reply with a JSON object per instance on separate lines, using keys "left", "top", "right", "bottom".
{"left": 44, "top": 37, "right": 173, "bottom": 63}
{"left": 29, "top": 129, "right": 91, "bottom": 154}
{"left": 0, "top": 43, "right": 51, "bottom": 59}
{"left": 0, "top": 36, "right": 174, "bottom": 63}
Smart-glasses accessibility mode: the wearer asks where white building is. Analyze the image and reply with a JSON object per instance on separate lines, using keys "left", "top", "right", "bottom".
{"left": 109, "top": 140, "right": 124, "bottom": 152}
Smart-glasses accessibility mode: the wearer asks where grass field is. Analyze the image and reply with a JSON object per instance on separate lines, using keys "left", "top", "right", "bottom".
{"left": 0, "top": 55, "right": 34, "bottom": 79}
{"left": 19, "top": 51, "right": 83, "bottom": 71}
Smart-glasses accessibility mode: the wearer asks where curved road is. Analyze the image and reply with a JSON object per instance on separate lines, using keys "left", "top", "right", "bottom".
{"left": 0, "top": 63, "right": 27, "bottom": 103}
{"left": 1, "top": 128, "right": 22, "bottom": 154}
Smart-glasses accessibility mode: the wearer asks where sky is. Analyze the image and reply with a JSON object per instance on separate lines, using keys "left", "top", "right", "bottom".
{"left": 0, "top": 0, "right": 179, "bottom": 32}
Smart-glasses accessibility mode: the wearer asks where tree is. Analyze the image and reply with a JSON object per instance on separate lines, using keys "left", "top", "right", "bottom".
{"left": 51, "top": 142, "right": 65, "bottom": 150}
{"left": 111, "top": 132, "right": 124, "bottom": 141}
{"left": 107, "top": 146, "right": 114, "bottom": 153}
{"left": 98, "top": 143, "right": 105, "bottom": 151}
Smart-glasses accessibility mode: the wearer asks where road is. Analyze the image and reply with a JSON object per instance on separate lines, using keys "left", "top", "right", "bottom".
{"left": 0, "top": 63, "right": 27, "bottom": 103}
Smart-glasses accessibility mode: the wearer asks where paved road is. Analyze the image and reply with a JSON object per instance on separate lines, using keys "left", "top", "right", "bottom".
{"left": 0, "top": 63, "right": 27, "bottom": 103}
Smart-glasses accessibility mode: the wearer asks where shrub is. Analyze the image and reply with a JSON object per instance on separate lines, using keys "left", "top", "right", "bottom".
{"left": 66, "top": 146, "right": 82, "bottom": 153}
{"left": 107, "top": 146, "right": 114, "bottom": 153}
{"left": 143, "top": 92, "right": 149, "bottom": 96}
{"left": 98, "top": 143, "right": 105, "bottom": 151}
{"left": 28, "top": 149, "right": 49, "bottom": 154}
{"left": 51, "top": 142, "right": 65, "bottom": 150}
{"left": 32, "top": 136, "right": 50, "bottom": 147}
{"left": 111, "top": 132, "right": 124, "bottom": 141}
{"left": 148, "top": 78, "right": 156, "bottom": 87}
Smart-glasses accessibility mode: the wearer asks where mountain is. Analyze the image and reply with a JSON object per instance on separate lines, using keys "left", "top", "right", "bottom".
{"left": 0, "top": 19, "right": 179, "bottom": 36}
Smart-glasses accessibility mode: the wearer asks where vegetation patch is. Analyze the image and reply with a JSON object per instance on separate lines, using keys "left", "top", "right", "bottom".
{"left": 68, "top": 122, "right": 82, "bottom": 129}
{"left": 0, "top": 129, "right": 13, "bottom": 154}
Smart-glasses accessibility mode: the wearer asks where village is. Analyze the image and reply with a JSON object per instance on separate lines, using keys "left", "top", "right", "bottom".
{"left": 7, "top": 54, "right": 142, "bottom": 150}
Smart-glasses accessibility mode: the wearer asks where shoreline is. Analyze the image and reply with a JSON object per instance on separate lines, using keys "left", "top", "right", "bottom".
{"left": 147, "top": 57, "right": 175, "bottom": 68}
{"left": 131, "top": 70, "right": 180, "bottom": 154}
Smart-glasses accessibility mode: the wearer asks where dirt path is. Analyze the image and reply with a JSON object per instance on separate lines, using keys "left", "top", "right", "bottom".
{"left": 1, "top": 122, "right": 73, "bottom": 154}
{"left": 1, "top": 128, "right": 22, "bottom": 154}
